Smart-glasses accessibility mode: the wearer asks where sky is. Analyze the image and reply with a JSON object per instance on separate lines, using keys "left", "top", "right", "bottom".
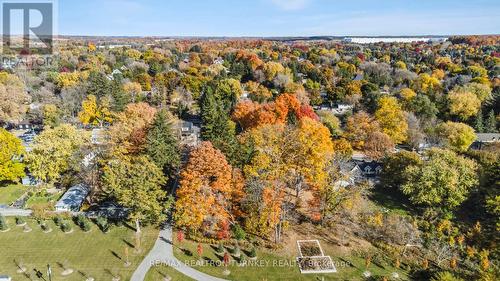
{"left": 55, "top": 0, "right": 500, "bottom": 37}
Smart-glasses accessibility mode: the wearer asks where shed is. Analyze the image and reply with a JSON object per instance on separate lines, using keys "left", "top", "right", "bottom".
{"left": 0, "top": 276, "right": 12, "bottom": 281}
{"left": 55, "top": 184, "right": 90, "bottom": 212}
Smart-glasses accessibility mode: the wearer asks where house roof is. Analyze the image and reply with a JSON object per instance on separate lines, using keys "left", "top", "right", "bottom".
{"left": 55, "top": 184, "right": 90, "bottom": 209}
{"left": 476, "top": 133, "right": 500, "bottom": 142}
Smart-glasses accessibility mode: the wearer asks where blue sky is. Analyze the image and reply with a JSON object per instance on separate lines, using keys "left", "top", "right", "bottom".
{"left": 57, "top": 0, "right": 500, "bottom": 36}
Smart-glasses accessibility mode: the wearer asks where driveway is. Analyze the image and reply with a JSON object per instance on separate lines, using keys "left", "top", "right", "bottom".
{"left": 131, "top": 222, "right": 229, "bottom": 281}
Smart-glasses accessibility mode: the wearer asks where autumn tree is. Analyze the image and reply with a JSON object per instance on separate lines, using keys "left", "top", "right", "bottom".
{"left": 363, "top": 131, "right": 394, "bottom": 160}
{"left": 174, "top": 142, "right": 243, "bottom": 234}
{"left": 375, "top": 96, "right": 408, "bottom": 144}
{"left": 109, "top": 102, "right": 157, "bottom": 154}
{"left": 102, "top": 154, "right": 166, "bottom": 233}
{"left": 0, "top": 128, "right": 25, "bottom": 182}
{"left": 381, "top": 151, "right": 422, "bottom": 189}
{"left": 345, "top": 111, "right": 380, "bottom": 149}
{"left": 42, "top": 104, "right": 60, "bottom": 128}
{"left": 25, "top": 124, "right": 89, "bottom": 183}
{"left": 435, "top": 122, "right": 476, "bottom": 152}
{"left": 448, "top": 89, "right": 481, "bottom": 121}
{"left": 0, "top": 72, "right": 30, "bottom": 122}
{"left": 78, "top": 95, "right": 113, "bottom": 126}
{"left": 145, "top": 110, "right": 180, "bottom": 178}
{"left": 401, "top": 149, "right": 478, "bottom": 214}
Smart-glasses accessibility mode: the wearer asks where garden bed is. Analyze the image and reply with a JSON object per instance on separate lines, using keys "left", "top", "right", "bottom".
{"left": 296, "top": 256, "right": 337, "bottom": 274}
{"left": 296, "top": 240, "right": 324, "bottom": 257}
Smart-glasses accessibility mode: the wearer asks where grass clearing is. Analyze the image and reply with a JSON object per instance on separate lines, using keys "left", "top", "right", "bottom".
{"left": 0, "top": 184, "right": 27, "bottom": 205}
{"left": 145, "top": 265, "right": 195, "bottom": 281}
{"left": 0, "top": 217, "right": 158, "bottom": 280}
{"left": 172, "top": 238, "right": 409, "bottom": 281}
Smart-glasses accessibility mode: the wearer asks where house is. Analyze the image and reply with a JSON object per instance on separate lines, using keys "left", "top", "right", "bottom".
{"left": 354, "top": 160, "right": 383, "bottom": 178}
{"left": 0, "top": 275, "right": 12, "bottom": 281}
{"left": 178, "top": 120, "right": 201, "bottom": 147}
{"left": 22, "top": 175, "right": 40, "bottom": 186}
{"left": 213, "top": 57, "right": 225, "bottom": 65}
{"left": 331, "top": 104, "right": 353, "bottom": 115}
{"left": 91, "top": 128, "right": 108, "bottom": 145}
{"left": 55, "top": 184, "right": 90, "bottom": 212}
{"left": 470, "top": 133, "right": 500, "bottom": 150}
{"left": 353, "top": 73, "right": 364, "bottom": 81}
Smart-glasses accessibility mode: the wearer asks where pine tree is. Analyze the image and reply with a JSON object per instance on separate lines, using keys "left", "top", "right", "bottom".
{"left": 110, "top": 77, "right": 129, "bottom": 112}
{"left": 200, "top": 87, "right": 238, "bottom": 164}
{"left": 485, "top": 110, "right": 497, "bottom": 133}
{"left": 474, "top": 109, "right": 484, "bottom": 133}
{"left": 145, "top": 110, "right": 180, "bottom": 178}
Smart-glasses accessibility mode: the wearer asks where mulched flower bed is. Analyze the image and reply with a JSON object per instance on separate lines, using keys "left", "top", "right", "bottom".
{"left": 297, "top": 240, "right": 323, "bottom": 257}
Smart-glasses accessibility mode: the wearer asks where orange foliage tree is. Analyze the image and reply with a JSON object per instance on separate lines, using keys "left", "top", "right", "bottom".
{"left": 174, "top": 142, "right": 244, "bottom": 234}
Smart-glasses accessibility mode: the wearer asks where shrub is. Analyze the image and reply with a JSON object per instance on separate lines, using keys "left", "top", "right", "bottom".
{"left": 40, "top": 222, "right": 49, "bottom": 231}
{"left": 96, "top": 216, "right": 109, "bottom": 233}
{"left": 75, "top": 214, "right": 86, "bottom": 226}
{"left": 232, "top": 224, "right": 246, "bottom": 241}
{"left": 61, "top": 221, "right": 72, "bottom": 233}
{"left": 75, "top": 214, "right": 92, "bottom": 232}
{"left": 15, "top": 216, "right": 25, "bottom": 225}
{"left": 81, "top": 220, "right": 91, "bottom": 232}
{"left": 0, "top": 215, "right": 8, "bottom": 230}
{"left": 248, "top": 247, "right": 257, "bottom": 258}
{"left": 217, "top": 243, "right": 225, "bottom": 253}
{"left": 53, "top": 215, "right": 63, "bottom": 226}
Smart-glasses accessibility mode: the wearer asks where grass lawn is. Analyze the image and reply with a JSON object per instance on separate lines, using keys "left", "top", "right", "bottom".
{"left": 0, "top": 184, "right": 27, "bottom": 205}
{"left": 145, "top": 265, "right": 194, "bottom": 281}
{"left": 369, "top": 184, "right": 413, "bottom": 216}
{"left": 173, "top": 239, "right": 409, "bottom": 281}
{"left": 0, "top": 217, "right": 159, "bottom": 280}
{"left": 25, "top": 191, "right": 61, "bottom": 208}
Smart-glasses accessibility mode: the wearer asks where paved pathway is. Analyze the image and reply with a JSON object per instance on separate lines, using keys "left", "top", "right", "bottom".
{"left": 0, "top": 207, "right": 32, "bottom": 216}
{"left": 131, "top": 222, "right": 230, "bottom": 281}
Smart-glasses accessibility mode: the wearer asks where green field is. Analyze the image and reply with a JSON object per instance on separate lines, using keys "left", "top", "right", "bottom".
{"left": 0, "top": 184, "right": 27, "bottom": 205}
{"left": 145, "top": 265, "right": 194, "bottom": 281}
{"left": 0, "top": 217, "right": 159, "bottom": 280}
{"left": 172, "top": 239, "right": 409, "bottom": 281}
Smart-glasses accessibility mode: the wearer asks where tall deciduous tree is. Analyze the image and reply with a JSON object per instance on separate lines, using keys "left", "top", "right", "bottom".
{"left": 375, "top": 96, "right": 408, "bottom": 144}
{"left": 401, "top": 149, "right": 478, "bottom": 214}
{"left": 25, "top": 124, "right": 88, "bottom": 183}
{"left": 109, "top": 102, "right": 157, "bottom": 154}
{"left": 174, "top": 142, "right": 243, "bottom": 234}
{"left": 102, "top": 154, "right": 166, "bottom": 233}
{"left": 448, "top": 89, "right": 481, "bottom": 121}
{"left": 0, "top": 128, "right": 25, "bottom": 182}
{"left": 436, "top": 121, "right": 476, "bottom": 152}
{"left": 0, "top": 72, "right": 30, "bottom": 123}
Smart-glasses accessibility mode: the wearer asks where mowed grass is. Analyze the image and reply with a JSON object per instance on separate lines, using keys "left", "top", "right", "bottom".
{"left": 173, "top": 239, "right": 409, "bottom": 281}
{"left": 0, "top": 217, "right": 159, "bottom": 281}
{"left": 25, "top": 191, "right": 62, "bottom": 208}
{"left": 145, "top": 265, "right": 194, "bottom": 281}
{"left": 0, "top": 184, "right": 27, "bottom": 205}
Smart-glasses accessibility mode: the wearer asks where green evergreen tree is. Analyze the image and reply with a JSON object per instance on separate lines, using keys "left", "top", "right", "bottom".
{"left": 87, "top": 71, "right": 110, "bottom": 98}
{"left": 200, "top": 87, "right": 238, "bottom": 165}
{"left": 145, "top": 110, "right": 181, "bottom": 178}
{"left": 110, "top": 77, "right": 129, "bottom": 112}
{"left": 474, "top": 108, "right": 484, "bottom": 133}
{"left": 485, "top": 110, "right": 497, "bottom": 133}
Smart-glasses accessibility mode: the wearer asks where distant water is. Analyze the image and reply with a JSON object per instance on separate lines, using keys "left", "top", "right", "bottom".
{"left": 344, "top": 37, "right": 448, "bottom": 43}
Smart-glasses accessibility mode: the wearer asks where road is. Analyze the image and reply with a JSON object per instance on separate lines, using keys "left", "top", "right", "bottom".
{"left": 130, "top": 222, "right": 230, "bottom": 281}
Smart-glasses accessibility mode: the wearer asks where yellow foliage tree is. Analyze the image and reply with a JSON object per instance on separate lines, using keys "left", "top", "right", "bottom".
{"left": 375, "top": 97, "right": 408, "bottom": 144}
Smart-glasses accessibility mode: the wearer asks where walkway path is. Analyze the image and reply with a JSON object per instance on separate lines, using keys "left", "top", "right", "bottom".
{"left": 130, "top": 222, "right": 230, "bottom": 281}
